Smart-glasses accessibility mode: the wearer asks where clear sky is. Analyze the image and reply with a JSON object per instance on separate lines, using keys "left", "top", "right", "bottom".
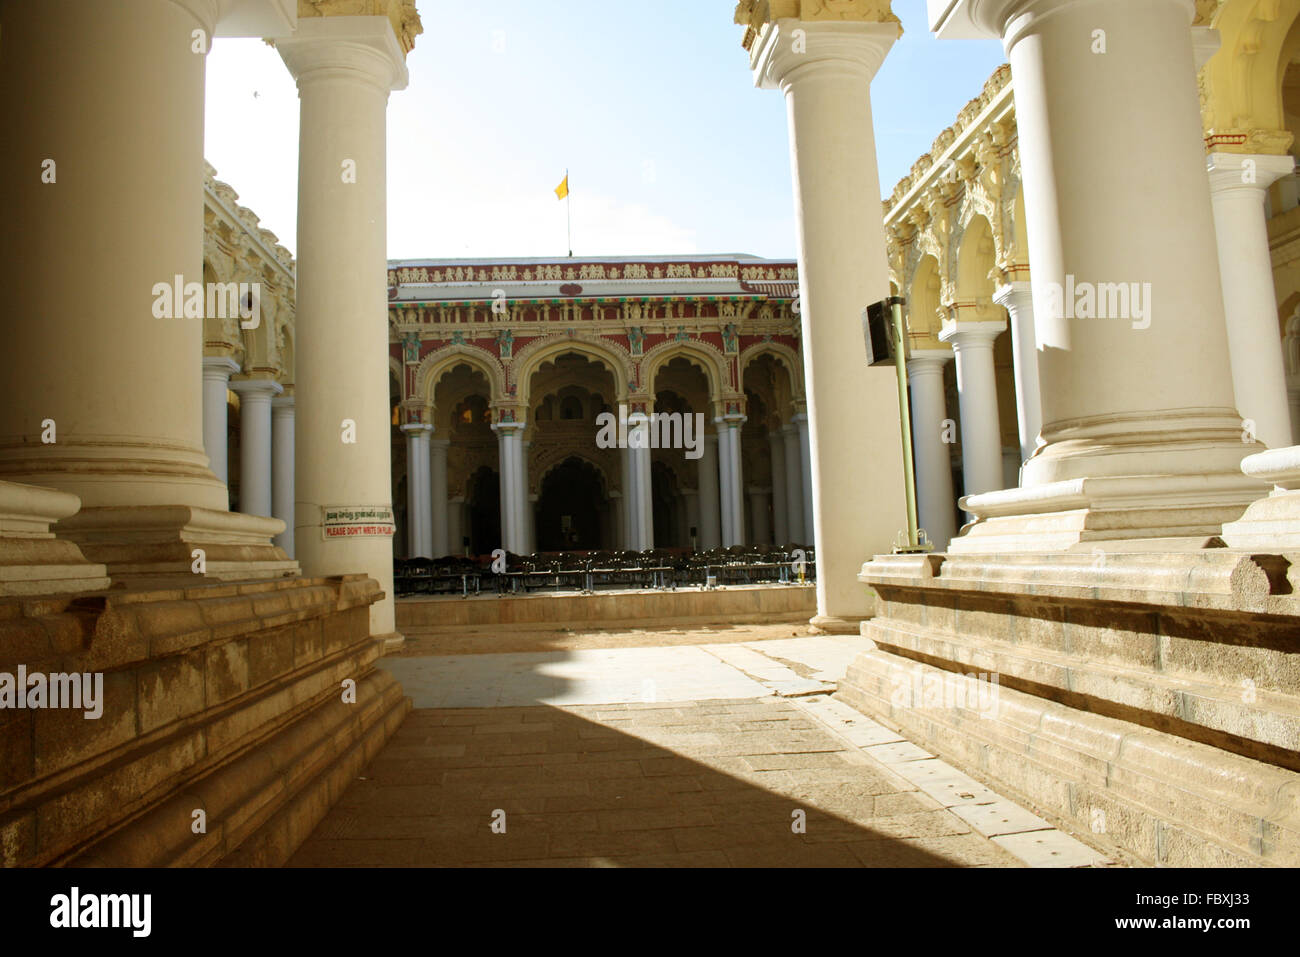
{"left": 204, "top": 0, "right": 1006, "bottom": 262}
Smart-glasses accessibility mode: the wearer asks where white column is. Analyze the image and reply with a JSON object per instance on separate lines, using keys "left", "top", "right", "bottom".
{"left": 698, "top": 433, "right": 722, "bottom": 550}
{"left": 792, "top": 413, "right": 815, "bottom": 548}
{"left": 429, "top": 437, "right": 449, "bottom": 556}
{"left": 745, "top": 16, "right": 907, "bottom": 622}
{"left": 749, "top": 487, "right": 772, "bottom": 544}
{"left": 993, "top": 282, "right": 1043, "bottom": 465}
{"left": 230, "top": 377, "right": 282, "bottom": 518}
{"left": 203, "top": 357, "right": 240, "bottom": 489}
{"left": 1207, "top": 152, "right": 1296, "bottom": 449}
{"left": 491, "top": 421, "right": 526, "bottom": 553}
{"left": 768, "top": 432, "right": 789, "bottom": 544}
{"left": 626, "top": 412, "right": 653, "bottom": 551}
{"left": 447, "top": 495, "right": 465, "bottom": 556}
{"left": 781, "top": 424, "right": 805, "bottom": 544}
{"left": 401, "top": 423, "right": 432, "bottom": 558}
{"left": 939, "top": 319, "right": 1006, "bottom": 502}
{"left": 271, "top": 394, "right": 295, "bottom": 558}
{"left": 0, "top": 0, "right": 289, "bottom": 581}
{"left": 715, "top": 415, "right": 746, "bottom": 546}
{"left": 936, "top": 0, "right": 1264, "bottom": 552}
{"left": 278, "top": 14, "right": 410, "bottom": 638}
{"left": 907, "top": 350, "right": 958, "bottom": 551}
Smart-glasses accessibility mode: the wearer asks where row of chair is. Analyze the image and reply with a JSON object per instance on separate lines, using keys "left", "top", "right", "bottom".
{"left": 393, "top": 546, "right": 816, "bottom": 596}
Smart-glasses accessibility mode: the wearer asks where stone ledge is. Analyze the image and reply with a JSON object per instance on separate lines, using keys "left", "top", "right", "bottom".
{"left": 837, "top": 649, "right": 1300, "bottom": 866}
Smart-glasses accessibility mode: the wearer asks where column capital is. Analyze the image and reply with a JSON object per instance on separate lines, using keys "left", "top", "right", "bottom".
{"left": 230, "top": 376, "right": 284, "bottom": 399}
{"left": 746, "top": 16, "right": 901, "bottom": 92}
{"left": 203, "top": 355, "right": 242, "bottom": 379}
{"left": 713, "top": 414, "right": 748, "bottom": 428}
{"left": 490, "top": 421, "right": 525, "bottom": 436}
{"left": 907, "top": 347, "right": 954, "bottom": 379}
{"left": 271, "top": 393, "right": 296, "bottom": 413}
{"left": 938, "top": 318, "right": 1006, "bottom": 350}
{"left": 993, "top": 281, "right": 1034, "bottom": 311}
{"left": 276, "top": 14, "right": 411, "bottom": 94}
{"left": 1206, "top": 152, "right": 1296, "bottom": 196}
{"left": 929, "top": 0, "right": 1194, "bottom": 44}
{"left": 400, "top": 422, "right": 433, "bottom": 435}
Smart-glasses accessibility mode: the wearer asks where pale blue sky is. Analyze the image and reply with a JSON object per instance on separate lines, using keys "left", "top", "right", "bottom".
{"left": 204, "top": 0, "right": 1005, "bottom": 261}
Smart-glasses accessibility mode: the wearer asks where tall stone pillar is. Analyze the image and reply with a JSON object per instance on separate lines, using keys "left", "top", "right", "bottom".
{"left": 934, "top": 0, "right": 1265, "bottom": 552}
{"left": 522, "top": 439, "right": 535, "bottom": 555}
{"left": 993, "top": 282, "right": 1043, "bottom": 465}
{"left": 402, "top": 424, "right": 431, "bottom": 558}
{"left": 429, "top": 437, "right": 449, "bottom": 556}
{"left": 1207, "top": 152, "right": 1296, "bottom": 449}
{"left": 609, "top": 490, "right": 626, "bottom": 551}
{"left": 0, "top": 0, "right": 293, "bottom": 584}
{"left": 768, "top": 432, "right": 789, "bottom": 544}
{"left": 715, "top": 415, "right": 746, "bottom": 546}
{"left": 748, "top": 487, "right": 772, "bottom": 544}
{"left": 939, "top": 319, "right": 1006, "bottom": 503}
{"left": 203, "top": 357, "right": 240, "bottom": 489}
{"left": 781, "top": 424, "right": 805, "bottom": 544}
{"left": 231, "top": 377, "right": 282, "bottom": 518}
{"left": 271, "top": 394, "right": 295, "bottom": 558}
{"left": 278, "top": 10, "right": 416, "bottom": 640}
{"left": 792, "top": 412, "right": 815, "bottom": 549}
{"left": 698, "top": 433, "right": 722, "bottom": 550}
{"left": 491, "top": 421, "right": 526, "bottom": 554}
{"left": 626, "top": 413, "right": 654, "bottom": 551}
{"left": 447, "top": 495, "right": 465, "bottom": 556}
{"left": 907, "top": 349, "right": 958, "bottom": 551}
{"left": 739, "top": 5, "right": 908, "bottom": 626}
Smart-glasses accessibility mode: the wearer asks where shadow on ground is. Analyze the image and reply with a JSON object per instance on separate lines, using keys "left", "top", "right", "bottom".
{"left": 289, "top": 696, "right": 1020, "bottom": 868}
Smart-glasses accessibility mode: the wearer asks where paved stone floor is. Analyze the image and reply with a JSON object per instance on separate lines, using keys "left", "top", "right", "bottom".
{"left": 291, "top": 631, "right": 1114, "bottom": 868}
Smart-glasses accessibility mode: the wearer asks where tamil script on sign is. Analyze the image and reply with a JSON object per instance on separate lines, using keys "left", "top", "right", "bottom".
{"left": 322, "top": 505, "right": 395, "bottom": 539}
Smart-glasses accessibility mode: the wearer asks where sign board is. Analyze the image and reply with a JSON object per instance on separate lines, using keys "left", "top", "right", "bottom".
{"left": 322, "top": 505, "right": 395, "bottom": 540}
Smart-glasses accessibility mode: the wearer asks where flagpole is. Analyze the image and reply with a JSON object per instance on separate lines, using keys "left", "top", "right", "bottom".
{"left": 566, "top": 169, "right": 572, "bottom": 257}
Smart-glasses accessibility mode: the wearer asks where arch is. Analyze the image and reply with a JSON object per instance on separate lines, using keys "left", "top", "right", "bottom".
{"left": 908, "top": 255, "right": 945, "bottom": 340}
{"left": 954, "top": 213, "right": 998, "bottom": 301}
{"left": 414, "top": 344, "right": 507, "bottom": 405}
{"left": 641, "top": 339, "right": 728, "bottom": 401}
{"left": 738, "top": 340, "right": 805, "bottom": 402}
{"left": 511, "top": 333, "right": 632, "bottom": 406}
{"left": 1203, "top": 0, "right": 1300, "bottom": 154}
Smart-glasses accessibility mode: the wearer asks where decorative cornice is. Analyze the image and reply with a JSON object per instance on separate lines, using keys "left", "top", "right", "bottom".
{"left": 298, "top": 0, "right": 423, "bottom": 55}
{"left": 735, "top": 0, "right": 900, "bottom": 50}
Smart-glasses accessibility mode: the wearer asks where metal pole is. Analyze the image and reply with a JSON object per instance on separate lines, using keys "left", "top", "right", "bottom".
{"left": 889, "top": 298, "right": 920, "bottom": 548}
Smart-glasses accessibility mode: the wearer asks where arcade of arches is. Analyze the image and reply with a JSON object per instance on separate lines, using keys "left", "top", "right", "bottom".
{"left": 386, "top": 256, "right": 817, "bottom": 558}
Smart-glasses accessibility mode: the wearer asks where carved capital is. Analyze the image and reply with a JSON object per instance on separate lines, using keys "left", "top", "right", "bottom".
{"left": 298, "top": 0, "right": 423, "bottom": 55}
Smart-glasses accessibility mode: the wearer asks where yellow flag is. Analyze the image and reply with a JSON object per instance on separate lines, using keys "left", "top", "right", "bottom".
{"left": 554, "top": 174, "right": 569, "bottom": 200}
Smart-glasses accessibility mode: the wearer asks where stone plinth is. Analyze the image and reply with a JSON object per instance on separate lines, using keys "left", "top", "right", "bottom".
{"left": 0, "top": 574, "right": 409, "bottom": 867}
{"left": 838, "top": 549, "right": 1300, "bottom": 866}
{"left": 0, "top": 479, "right": 109, "bottom": 596}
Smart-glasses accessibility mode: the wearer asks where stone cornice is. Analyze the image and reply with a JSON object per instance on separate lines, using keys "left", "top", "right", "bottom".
{"left": 735, "top": 0, "right": 901, "bottom": 51}
{"left": 298, "top": 0, "right": 422, "bottom": 55}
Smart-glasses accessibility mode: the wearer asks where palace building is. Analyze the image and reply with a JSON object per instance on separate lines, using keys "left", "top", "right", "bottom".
{"left": 384, "top": 255, "right": 811, "bottom": 558}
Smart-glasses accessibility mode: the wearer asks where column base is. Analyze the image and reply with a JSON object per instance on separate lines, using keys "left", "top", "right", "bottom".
{"left": 809, "top": 613, "right": 867, "bottom": 635}
{"left": 54, "top": 505, "right": 298, "bottom": 587}
{"left": 1221, "top": 446, "right": 1300, "bottom": 549}
{"left": 0, "top": 479, "right": 110, "bottom": 596}
{"left": 373, "top": 630, "right": 405, "bottom": 654}
{"left": 950, "top": 472, "right": 1267, "bottom": 554}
